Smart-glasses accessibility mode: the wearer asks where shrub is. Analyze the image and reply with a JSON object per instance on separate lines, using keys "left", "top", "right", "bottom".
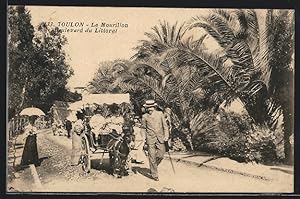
{"left": 170, "top": 137, "right": 187, "bottom": 152}
{"left": 170, "top": 128, "right": 188, "bottom": 152}
{"left": 190, "top": 110, "right": 282, "bottom": 164}
{"left": 191, "top": 110, "right": 250, "bottom": 162}
{"left": 245, "top": 125, "right": 281, "bottom": 164}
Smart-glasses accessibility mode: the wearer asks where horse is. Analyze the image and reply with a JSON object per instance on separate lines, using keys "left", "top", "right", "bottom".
{"left": 108, "top": 126, "right": 135, "bottom": 178}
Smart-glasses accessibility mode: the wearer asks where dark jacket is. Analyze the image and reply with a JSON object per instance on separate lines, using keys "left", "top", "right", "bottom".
{"left": 65, "top": 120, "right": 72, "bottom": 131}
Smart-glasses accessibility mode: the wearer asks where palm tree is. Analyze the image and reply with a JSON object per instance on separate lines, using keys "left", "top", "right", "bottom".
{"left": 187, "top": 9, "right": 294, "bottom": 164}
{"left": 87, "top": 59, "right": 132, "bottom": 94}
{"left": 132, "top": 20, "right": 187, "bottom": 61}
{"left": 87, "top": 66, "right": 114, "bottom": 94}
{"left": 260, "top": 10, "right": 294, "bottom": 164}
{"left": 132, "top": 14, "right": 266, "bottom": 123}
{"left": 130, "top": 21, "right": 220, "bottom": 124}
{"left": 171, "top": 9, "right": 266, "bottom": 123}
{"left": 127, "top": 22, "right": 212, "bottom": 125}
{"left": 126, "top": 19, "right": 256, "bottom": 137}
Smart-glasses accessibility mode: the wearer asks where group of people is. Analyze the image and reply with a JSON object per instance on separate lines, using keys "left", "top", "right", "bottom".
{"left": 70, "top": 108, "right": 132, "bottom": 166}
{"left": 89, "top": 109, "right": 124, "bottom": 137}
{"left": 18, "top": 99, "right": 186, "bottom": 183}
{"left": 68, "top": 99, "right": 171, "bottom": 181}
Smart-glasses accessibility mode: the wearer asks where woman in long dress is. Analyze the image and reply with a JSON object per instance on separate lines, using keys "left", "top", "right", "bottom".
{"left": 71, "top": 111, "right": 84, "bottom": 166}
{"left": 21, "top": 116, "right": 39, "bottom": 166}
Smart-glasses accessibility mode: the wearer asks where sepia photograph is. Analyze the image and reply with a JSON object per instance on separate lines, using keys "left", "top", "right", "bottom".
{"left": 7, "top": 5, "right": 294, "bottom": 193}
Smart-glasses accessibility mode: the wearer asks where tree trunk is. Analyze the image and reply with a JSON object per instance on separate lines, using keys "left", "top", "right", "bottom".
{"left": 282, "top": 72, "right": 294, "bottom": 165}
{"left": 283, "top": 133, "right": 293, "bottom": 165}
{"left": 282, "top": 104, "right": 294, "bottom": 165}
{"left": 18, "top": 77, "right": 28, "bottom": 112}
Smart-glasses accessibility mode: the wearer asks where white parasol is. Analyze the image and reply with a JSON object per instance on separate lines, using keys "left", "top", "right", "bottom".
{"left": 19, "top": 107, "right": 45, "bottom": 116}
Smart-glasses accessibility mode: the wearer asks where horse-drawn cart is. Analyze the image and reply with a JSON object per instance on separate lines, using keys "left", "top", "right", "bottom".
{"left": 70, "top": 94, "right": 135, "bottom": 176}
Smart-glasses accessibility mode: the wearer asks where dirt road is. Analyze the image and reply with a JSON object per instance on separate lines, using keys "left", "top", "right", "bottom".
{"left": 32, "top": 129, "right": 292, "bottom": 192}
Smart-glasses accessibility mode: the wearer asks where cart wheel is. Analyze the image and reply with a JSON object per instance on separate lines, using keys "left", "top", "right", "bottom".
{"left": 81, "top": 137, "right": 91, "bottom": 173}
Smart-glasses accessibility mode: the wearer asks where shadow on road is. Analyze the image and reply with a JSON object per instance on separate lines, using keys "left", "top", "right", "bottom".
{"left": 91, "top": 158, "right": 113, "bottom": 174}
{"left": 147, "top": 187, "right": 175, "bottom": 192}
{"left": 180, "top": 153, "right": 216, "bottom": 159}
{"left": 37, "top": 156, "right": 52, "bottom": 166}
{"left": 197, "top": 156, "right": 222, "bottom": 167}
{"left": 14, "top": 164, "right": 30, "bottom": 172}
{"left": 132, "top": 166, "right": 152, "bottom": 180}
{"left": 147, "top": 188, "right": 158, "bottom": 192}
{"left": 270, "top": 167, "right": 293, "bottom": 174}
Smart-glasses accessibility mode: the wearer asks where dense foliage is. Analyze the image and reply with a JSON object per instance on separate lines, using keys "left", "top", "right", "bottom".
{"left": 8, "top": 6, "right": 76, "bottom": 119}
{"left": 8, "top": 6, "right": 35, "bottom": 118}
{"left": 191, "top": 110, "right": 283, "bottom": 163}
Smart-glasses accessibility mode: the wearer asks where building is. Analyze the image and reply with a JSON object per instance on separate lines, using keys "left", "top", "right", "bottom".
{"left": 72, "top": 86, "right": 86, "bottom": 94}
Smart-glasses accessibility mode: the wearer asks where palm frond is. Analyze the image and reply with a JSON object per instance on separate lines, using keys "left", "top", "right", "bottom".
{"left": 151, "top": 25, "right": 164, "bottom": 43}
{"left": 177, "top": 23, "right": 189, "bottom": 44}
{"left": 120, "top": 73, "right": 172, "bottom": 104}
{"left": 190, "top": 111, "right": 219, "bottom": 134}
{"left": 133, "top": 21, "right": 186, "bottom": 61}
{"left": 190, "top": 14, "right": 256, "bottom": 78}
{"left": 192, "top": 34, "right": 208, "bottom": 50}
{"left": 160, "top": 20, "right": 169, "bottom": 44}
{"left": 189, "top": 22, "right": 226, "bottom": 47}
{"left": 204, "top": 13, "right": 235, "bottom": 44}
{"left": 214, "top": 9, "right": 232, "bottom": 22}
{"left": 165, "top": 47, "right": 239, "bottom": 106}
{"left": 233, "top": 9, "right": 260, "bottom": 56}
{"left": 169, "top": 21, "right": 177, "bottom": 45}
{"left": 144, "top": 32, "right": 162, "bottom": 43}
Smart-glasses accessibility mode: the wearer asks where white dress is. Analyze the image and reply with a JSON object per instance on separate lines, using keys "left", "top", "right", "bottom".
{"left": 105, "top": 116, "right": 124, "bottom": 134}
{"left": 89, "top": 114, "right": 106, "bottom": 136}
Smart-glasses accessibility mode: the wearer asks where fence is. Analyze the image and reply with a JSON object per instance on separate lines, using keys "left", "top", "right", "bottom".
{"left": 8, "top": 116, "right": 29, "bottom": 140}
{"left": 34, "top": 116, "right": 51, "bottom": 129}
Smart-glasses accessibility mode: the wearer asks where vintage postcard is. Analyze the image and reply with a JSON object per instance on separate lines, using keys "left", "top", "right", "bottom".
{"left": 7, "top": 5, "right": 294, "bottom": 193}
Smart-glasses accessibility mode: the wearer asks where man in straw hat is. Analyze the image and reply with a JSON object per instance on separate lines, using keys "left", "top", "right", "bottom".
{"left": 141, "top": 100, "right": 169, "bottom": 181}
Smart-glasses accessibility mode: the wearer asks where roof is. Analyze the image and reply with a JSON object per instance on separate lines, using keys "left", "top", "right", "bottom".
{"left": 82, "top": 93, "right": 130, "bottom": 105}
{"left": 68, "top": 93, "right": 130, "bottom": 111}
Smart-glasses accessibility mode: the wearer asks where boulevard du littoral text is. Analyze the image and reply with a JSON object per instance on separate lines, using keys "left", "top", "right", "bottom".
{"left": 47, "top": 21, "right": 129, "bottom": 34}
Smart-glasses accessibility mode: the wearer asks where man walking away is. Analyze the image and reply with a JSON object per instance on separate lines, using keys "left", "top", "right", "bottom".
{"left": 141, "top": 100, "right": 169, "bottom": 181}
{"left": 65, "top": 119, "right": 72, "bottom": 139}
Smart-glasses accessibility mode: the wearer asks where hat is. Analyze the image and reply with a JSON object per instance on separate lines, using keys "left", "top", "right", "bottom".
{"left": 143, "top": 100, "right": 157, "bottom": 108}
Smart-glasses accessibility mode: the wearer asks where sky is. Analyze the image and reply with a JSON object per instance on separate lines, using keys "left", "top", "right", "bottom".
{"left": 28, "top": 6, "right": 213, "bottom": 88}
{"left": 27, "top": 6, "right": 272, "bottom": 91}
